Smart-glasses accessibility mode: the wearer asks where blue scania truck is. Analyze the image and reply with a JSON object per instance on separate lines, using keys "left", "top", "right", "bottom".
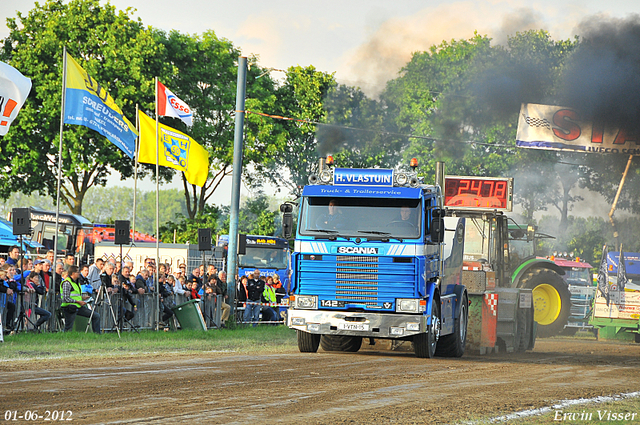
{"left": 282, "top": 159, "right": 468, "bottom": 358}
{"left": 217, "top": 234, "right": 291, "bottom": 289}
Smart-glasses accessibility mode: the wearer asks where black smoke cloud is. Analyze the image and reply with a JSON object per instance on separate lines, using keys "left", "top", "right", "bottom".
{"left": 559, "top": 14, "right": 640, "bottom": 136}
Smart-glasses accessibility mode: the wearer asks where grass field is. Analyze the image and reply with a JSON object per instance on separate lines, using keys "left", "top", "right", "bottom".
{"left": 0, "top": 326, "right": 298, "bottom": 361}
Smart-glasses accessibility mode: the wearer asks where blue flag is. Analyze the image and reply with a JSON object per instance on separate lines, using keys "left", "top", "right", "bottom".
{"left": 63, "top": 52, "right": 137, "bottom": 159}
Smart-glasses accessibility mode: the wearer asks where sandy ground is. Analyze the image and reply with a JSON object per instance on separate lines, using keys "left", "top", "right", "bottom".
{"left": 2, "top": 338, "right": 640, "bottom": 424}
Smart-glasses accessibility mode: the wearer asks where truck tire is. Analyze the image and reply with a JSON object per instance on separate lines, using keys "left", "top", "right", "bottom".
{"left": 320, "top": 335, "right": 363, "bottom": 352}
{"left": 435, "top": 293, "right": 468, "bottom": 357}
{"left": 297, "top": 330, "right": 320, "bottom": 353}
{"left": 520, "top": 269, "right": 571, "bottom": 338}
{"left": 414, "top": 299, "right": 440, "bottom": 358}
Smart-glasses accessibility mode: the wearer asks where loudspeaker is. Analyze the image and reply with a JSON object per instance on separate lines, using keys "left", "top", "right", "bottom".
{"left": 12, "top": 208, "right": 31, "bottom": 235}
{"left": 114, "top": 220, "right": 130, "bottom": 245}
{"left": 198, "top": 228, "right": 212, "bottom": 251}
{"left": 237, "top": 233, "right": 247, "bottom": 255}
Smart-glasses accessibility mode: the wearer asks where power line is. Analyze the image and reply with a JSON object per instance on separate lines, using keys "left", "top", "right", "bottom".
{"left": 243, "top": 109, "right": 515, "bottom": 148}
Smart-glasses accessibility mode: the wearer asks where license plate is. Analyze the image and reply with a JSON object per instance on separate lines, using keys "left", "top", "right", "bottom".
{"left": 338, "top": 322, "right": 370, "bottom": 331}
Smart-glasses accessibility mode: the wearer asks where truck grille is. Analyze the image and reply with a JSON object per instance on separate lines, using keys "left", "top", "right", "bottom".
{"left": 298, "top": 254, "right": 416, "bottom": 309}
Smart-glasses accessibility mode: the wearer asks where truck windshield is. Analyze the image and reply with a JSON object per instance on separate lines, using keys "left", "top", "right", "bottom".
{"left": 238, "top": 246, "right": 289, "bottom": 270}
{"left": 564, "top": 268, "right": 591, "bottom": 286}
{"left": 299, "top": 197, "right": 421, "bottom": 239}
{"left": 463, "top": 218, "right": 490, "bottom": 261}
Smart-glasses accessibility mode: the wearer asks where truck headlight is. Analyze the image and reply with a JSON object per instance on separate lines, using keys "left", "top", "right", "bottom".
{"left": 396, "top": 299, "right": 419, "bottom": 313}
{"left": 296, "top": 295, "right": 318, "bottom": 309}
{"left": 319, "top": 170, "right": 332, "bottom": 183}
{"left": 395, "top": 173, "right": 408, "bottom": 186}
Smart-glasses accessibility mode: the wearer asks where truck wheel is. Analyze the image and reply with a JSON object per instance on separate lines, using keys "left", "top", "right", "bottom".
{"left": 297, "top": 330, "right": 320, "bottom": 353}
{"left": 520, "top": 269, "right": 571, "bottom": 338}
{"left": 435, "top": 293, "right": 468, "bottom": 357}
{"left": 320, "top": 335, "right": 362, "bottom": 352}
{"left": 414, "top": 299, "right": 440, "bottom": 358}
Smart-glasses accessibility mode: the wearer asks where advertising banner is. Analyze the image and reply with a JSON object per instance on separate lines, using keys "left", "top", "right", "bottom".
{"left": 516, "top": 103, "right": 640, "bottom": 155}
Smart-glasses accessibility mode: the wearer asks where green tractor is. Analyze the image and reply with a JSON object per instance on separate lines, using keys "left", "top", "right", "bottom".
{"left": 508, "top": 224, "right": 571, "bottom": 337}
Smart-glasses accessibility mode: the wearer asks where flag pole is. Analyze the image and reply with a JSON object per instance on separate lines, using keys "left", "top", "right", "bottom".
{"left": 154, "top": 77, "right": 160, "bottom": 330}
{"left": 51, "top": 46, "right": 68, "bottom": 331}
{"left": 133, "top": 104, "right": 140, "bottom": 240}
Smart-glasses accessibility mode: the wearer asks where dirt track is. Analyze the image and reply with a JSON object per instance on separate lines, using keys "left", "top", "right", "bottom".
{"left": 2, "top": 338, "right": 640, "bottom": 424}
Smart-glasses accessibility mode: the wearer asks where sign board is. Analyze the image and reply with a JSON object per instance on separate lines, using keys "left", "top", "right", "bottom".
{"left": 516, "top": 103, "right": 640, "bottom": 155}
{"left": 593, "top": 277, "right": 640, "bottom": 320}
{"left": 444, "top": 176, "right": 513, "bottom": 211}
{"left": 333, "top": 168, "right": 394, "bottom": 187}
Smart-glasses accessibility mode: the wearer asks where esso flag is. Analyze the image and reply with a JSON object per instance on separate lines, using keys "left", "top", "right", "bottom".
{"left": 157, "top": 81, "right": 192, "bottom": 126}
{"left": 0, "top": 62, "right": 32, "bottom": 136}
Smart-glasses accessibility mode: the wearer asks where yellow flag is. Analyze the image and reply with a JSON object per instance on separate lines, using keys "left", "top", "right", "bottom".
{"left": 138, "top": 110, "right": 209, "bottom": 187}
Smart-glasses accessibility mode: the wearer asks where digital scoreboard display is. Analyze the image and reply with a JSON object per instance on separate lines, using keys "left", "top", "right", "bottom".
{"left": 444, "top": 176, "right": 513, "bottom": 211}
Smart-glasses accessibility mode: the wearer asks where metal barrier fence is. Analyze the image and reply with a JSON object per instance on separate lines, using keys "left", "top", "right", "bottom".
{"left": 0, "top": 284, "right": 288, "bottom": 333}
{"left": 234, "top": 300, "right": 288, "bottom": 326}
{"left": 1, "top": 289, "right": 50, "bottom": 333}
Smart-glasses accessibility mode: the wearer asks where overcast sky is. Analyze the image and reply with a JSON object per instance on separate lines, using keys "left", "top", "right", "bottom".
{"left": 2, "top": 0, "right": 639, "bottom": 205}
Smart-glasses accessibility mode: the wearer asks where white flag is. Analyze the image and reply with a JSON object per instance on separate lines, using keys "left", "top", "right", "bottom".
{"left": 157, "top": 80, "right": 193, "bottom": 126}
{"left": 0, "top": 61, "right": 32, "bottom": 136}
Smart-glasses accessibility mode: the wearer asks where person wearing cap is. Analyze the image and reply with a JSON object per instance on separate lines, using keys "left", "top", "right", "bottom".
{"left": 243, "top": 269, "right": 265, "bottom": 326}
{"left": 41, "top": 259, "right": 52, "bottom": 291}
{"left": 61, "top": 265, "right": 101, "bottom": 333}
{"left": 88, "top": 258, "right": 104, "bottom": 292}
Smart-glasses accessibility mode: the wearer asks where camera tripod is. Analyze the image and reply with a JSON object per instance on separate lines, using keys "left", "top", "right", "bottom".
{"left": 12, "top": 290, "right": 39, "bottom": 334}
{"left": 87, "top": 282, "right": 120, "bottom": 337}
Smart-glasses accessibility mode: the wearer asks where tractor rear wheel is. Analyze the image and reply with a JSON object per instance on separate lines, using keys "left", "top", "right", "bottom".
{"left": 521, "top": 269, "right": 571, "bottom": 338}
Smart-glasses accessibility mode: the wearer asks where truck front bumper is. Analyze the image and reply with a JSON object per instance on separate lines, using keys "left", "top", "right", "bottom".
{"left": 287, "top": 309, "right": 426, "bottom": 338}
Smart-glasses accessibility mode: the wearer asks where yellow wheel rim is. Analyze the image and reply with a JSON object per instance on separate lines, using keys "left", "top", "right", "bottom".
{"left": 532, "top": 283, "right": 561, "bottom": 325}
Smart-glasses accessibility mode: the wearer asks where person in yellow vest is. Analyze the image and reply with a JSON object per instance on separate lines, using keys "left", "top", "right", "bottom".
{"left": 261, "top": 276, "right": 278, "bottom": 324}
{"left": 61, "top": 265, "right": 101, "bottom": 333}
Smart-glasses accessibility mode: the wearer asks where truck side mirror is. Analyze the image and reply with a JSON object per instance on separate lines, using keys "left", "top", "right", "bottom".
{"left": 430, "top": 218, "right": 445, "bottom": 243}
{"left": 280, "top": 203, "right": 294, "bottom": 239}
{"left": 429, "top": 208, "right": 445, "bottom": 243}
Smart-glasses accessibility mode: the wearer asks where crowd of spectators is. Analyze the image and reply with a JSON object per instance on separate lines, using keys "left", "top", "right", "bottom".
{"left": 1, "top": 247, "right": 288, "bottom": 333}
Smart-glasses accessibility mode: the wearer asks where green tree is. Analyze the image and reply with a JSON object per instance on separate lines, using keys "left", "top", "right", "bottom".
{"left": 382, "top": 30, "right": 584, "bottom": 224}
{"left": 322, "top": 84, "right": 405, "bottom": 170}
{"left": 156, "top": 31, "right": 285, "bottom": 218}
{"left": 0, "top": 0, "right": 169, "bottom": 215}
{"left": 265, "top": 65, "right": 337, "bottom": 196}
{"left": 159, "top": 204, "right": 221, "bottom": 244}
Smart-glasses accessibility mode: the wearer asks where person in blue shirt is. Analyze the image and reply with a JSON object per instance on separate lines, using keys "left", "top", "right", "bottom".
{"left": 5, "top": 246, "right": 19, "bottom": 266}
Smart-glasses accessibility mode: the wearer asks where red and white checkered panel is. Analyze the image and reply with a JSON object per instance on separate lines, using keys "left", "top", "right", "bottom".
{"left": 485, "top": 293, "right": 498, "bottom": 316}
